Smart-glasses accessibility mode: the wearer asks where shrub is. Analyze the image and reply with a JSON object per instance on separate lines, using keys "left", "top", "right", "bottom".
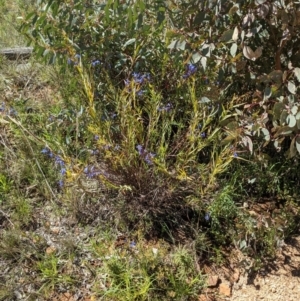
{"left": 19, "top": 0, "right": 300, "bottom": 260}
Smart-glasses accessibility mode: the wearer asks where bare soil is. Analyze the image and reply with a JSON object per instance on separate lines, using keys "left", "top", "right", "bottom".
{"left": 202, "top": 236, "right": 300, "bottom": 301}
{"left": 229, "top": 236, "right": 300, "bottom": 301}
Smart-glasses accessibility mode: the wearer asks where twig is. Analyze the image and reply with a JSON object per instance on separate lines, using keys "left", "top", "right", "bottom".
{"left": 0, "top": 209, "right": 14, "bottom": 228}
{"left": 6, "top": 116, "right": 58, "bottom": 204}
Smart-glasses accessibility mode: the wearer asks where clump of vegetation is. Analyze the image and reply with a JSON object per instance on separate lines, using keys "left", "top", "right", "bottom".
{"left": 0, "top": 0, "right": 300, "bottom": 300}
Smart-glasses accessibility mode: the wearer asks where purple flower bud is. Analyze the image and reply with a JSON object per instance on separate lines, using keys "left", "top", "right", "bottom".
{"left": 60, "top": 168, "right": 66, "bottom": 175}
{"left": 183, "top": 64, "right": 197, "bottom": 79}
{"left": 41, "top": 147, "right": 50, "bottom": 154}
{"left": 205, "top": 212, "right": 210, "bottom": 221}
{"left": 91, "top": 60, "right": 101, "bottom": 67}
{"left": 144, "top": 152, "right": 155, "bottom": 165}
{"left": 137, "top": 89, "right": 145, "bottom": 96}
{"left": 158, "top": 103, "right": 173, "bottom": 112}
{"left": 130, "top": 241, "right": 136, "bottom": 248}
{"left": 136, "top": 144, "right": 144, "bottom": 155}
{"left": 55, "top": 156, "right": 65, "bottom": 167}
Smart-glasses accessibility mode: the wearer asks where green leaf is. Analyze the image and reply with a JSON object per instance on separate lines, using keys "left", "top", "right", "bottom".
{"left": 287, "top": 81, "right": 296, "bottom": 94}
{"left": 289, "top": 137, "right": 297, "bottom": 158}
{"left": 291, "top": 106, "right": 298, "bottom": 116}
{"left": 243, "top": 45, "right": 262, "bottom": 61}
{"left": 268, "top": 70, "right": 283, "bottom": 84}
{"left": 264, "top": 86, "right": 272, "bottom": 100}
{"left": 275, "top": 126, "right": 293, "bottom": 137}
{"left": 261, "top": 128, "right": 270, "bottom": 141}
{"left": 255, "top": 0, "right": 267, "bottom": 5}
{"left": 242, "top": 136, "right": 253, "bottom": 153}
{"left": 220, "top": 29, "right": 234, "bottom": 42}
{"left": 296, "top": 137, "right": 300, "bottom": 154}
{"left": 199, "top": 97, "right": 211, "bottom": 104}
{"left": 294, "top": 67, "right": 300, "bottom": 82}
{"left": 230, "top": 43, "right": 238, "bottom": 57}
{"left": 200, "top": 56, "right": 207, "bottom": 70}
{"left": 167, "top": 39, "right": 187, "bottom": 50}
{"left": 123, "top": 38, "right": 136, "bottom": 48}
{"left": 280, "top": 110, "right": 288, "bottom": 125}
{"left": 286, "top": 114, "right": 296, "bottom": 128}
{"left": 194, "top": 11, "right": 205, "bottom": 25}
{"left": 232, "top": 27, "right": 239, "bottom": 41}
{"left": 190, "top": 52, "right": 202, "bottom": 64}
{"left": 239, "top": 240, "right": 247, "bottom": 250}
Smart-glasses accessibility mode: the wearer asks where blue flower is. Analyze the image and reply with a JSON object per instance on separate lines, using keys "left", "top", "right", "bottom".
{"left": 130, "top": 241, "right": 136, "bottom": 248}
{"left": 137, "top": 89, "right": 146, "bottom": 97}
{"left": 132, "top": 72, "right": 144, "bottom": 84}
{"left": 41, "top": 147, "right": 54, "bottom": 158}
{"left": 60, "top": 168, "right": 66, "bottom": 175}
{"left": 91, "top": 60, "right": 101, "bottom": 67}
{"left": 48, "top": 115, "right": 55, "bottom": 122}
{"left": 55, "top": 155, "right": 65, "bottom": 167}
{"left": 132, "top": 72, "right": 150, "bottom": 84}
{"left": 205, "top": 212, "right": 210, "bottom": 221}
{"left": 136, "top": 145, "right": 155, "bottom": 165}
{"left": 233, "top": 152, "right": 238, "bottom": 158}
{"left": 200, "top": 132, "right": 206, "bottom": 138}
{"left": 83, "top": 165, "right": 101, "bottom": 178}
{"left": 7, "top": 107, "right": 17, "bottom": 116}
{"left": 41, "top": 147, "right": 50, "bottom": 154}
{"left": 136, "top": 144, "right": 144, "bottom": 155}
{"left": 91, "top": 149, "right": 99, "bottom": 155}
{"left": 158, "top": 103, "right": 173, "bottom": 112}
{"left": 67, "top": 54, "right": 80, "bottom": 66}
{"left": 0, "top": 102, "right": 5, "bottom": 112}
{"left": 58, "top": 179, "right": 64, "bottom": 189}
{"left": 144, "top": 152, "right": 155, "bottom": 165}
{"left": 110, "top": 112, "right": 117, "bottom": 119}
{"left": 183, "top": 64, "right": 197, "bottom": 79}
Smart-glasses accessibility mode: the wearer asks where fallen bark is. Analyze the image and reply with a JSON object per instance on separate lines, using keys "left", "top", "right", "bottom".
{"left": 0, "top": 47, "right": 33, "bottom": 60}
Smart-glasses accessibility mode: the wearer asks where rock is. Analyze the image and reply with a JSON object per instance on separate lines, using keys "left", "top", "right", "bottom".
{"left": 232, "top": 268, "right": 240, "bottom": 283}
{"left": 207, "top": 275, "right": 219, "bottom": 287}
{"left": 50, "top": 227, "right": 60, "bottom": 234}
{"left": 219, "top": 282, "right": 232, "bottom": 297}
{"left": 46, "top": 246, "right": 56, "bottom": 255}
{"left": 198, "top": 294, "right": 213, "bottom": 301}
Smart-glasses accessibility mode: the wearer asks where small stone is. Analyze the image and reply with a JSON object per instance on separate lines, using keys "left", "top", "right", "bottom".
{"left": 50, "top": 227, "right": 60, "bottom": 234}
{"left": 14, "top": 290, "right": 23, "bottom": 300}
{"left": 232, "top": 268, "right": 240, "bottom": 282}
{"left": 198, "top": 294, "right": 213, "bottom": 301}
{"left": 207, "top": 275, "right": 219, "bottom": 287}
{"left": 219, "top": 283, "right": 232, "bottom": 297}
{"left": 46, "top": 246, "right": 56, "bottom": 255}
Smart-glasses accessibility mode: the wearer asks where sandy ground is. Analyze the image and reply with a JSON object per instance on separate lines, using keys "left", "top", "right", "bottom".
{"left": 215, "top": 236, "right": 300, "bottom": 301}
{"left": 230, "top": 236, "right": 300, "bottom": 301}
